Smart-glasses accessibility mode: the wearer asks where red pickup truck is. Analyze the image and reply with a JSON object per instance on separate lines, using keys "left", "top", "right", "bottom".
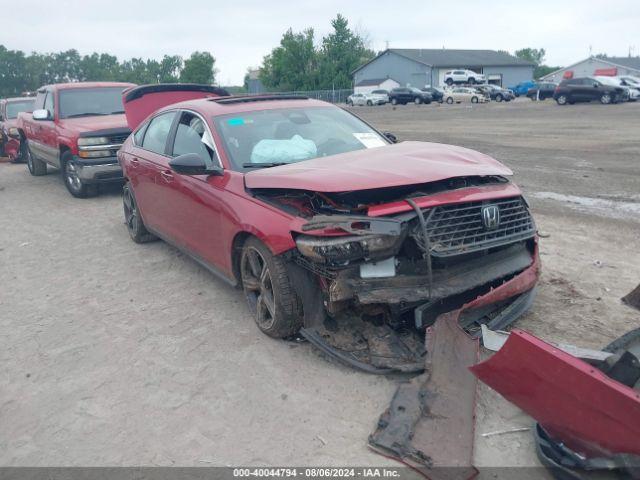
{"left": 0, "top": 97, "right": 35, "bottom": 161}
{"left": 17, "top": 82, "right": 135, "bottom": 197}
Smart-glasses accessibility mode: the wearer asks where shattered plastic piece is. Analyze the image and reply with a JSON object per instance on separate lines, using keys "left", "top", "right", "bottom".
{"left": 622, "top": 284, "right": 640, "bottom": 311}
{"left": 470, "top": 329, "right": 640, "bottom": 458}
{"left": 369, "top": 314, "right": 479, "bottom": 479}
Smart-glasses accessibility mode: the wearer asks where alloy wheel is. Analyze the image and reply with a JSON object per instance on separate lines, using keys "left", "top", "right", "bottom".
{"left": 241, "top": 247, "right": 276, "bottom": 330}
{"left": 27, "top": 149, "right": 34, "bottom": 173}
{"left": 123, "top": 187, "right": 139, "bottom": 235}
{"left": 601, "top": 94, "right": 611, "bottom": 104}
{"left": 65, "top": 161, "right": 82, "bottom": 193}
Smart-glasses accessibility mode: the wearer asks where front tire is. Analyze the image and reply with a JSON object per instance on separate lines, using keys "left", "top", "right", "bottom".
{"left": 446, "top": 97, "right": 454, "bottom": 104}
{"left": 123, "top": 182, "right": 156, "bottom": 243}
{"left": 468, "top": 77, "right": 476, "bottom": 84}
{"left": 61, "top": 152, "right": 97, "bottom": 198}
{"left": 446, "top": 78, "right": 453, "bottom": 86}
{"left": 471, "top": 96, "right": 479, "bottom": 103}
{"left": 600, "top": 93, "right": 612, "bottom": 105}
{"left": 26, "top": 142, "right": 47, "bottom": 176}
{"left": 414, "top": 97, "right": 422, "bottom": 105}
{"left": 391, "top": 98, "right": 398, "bottom": 105}
{"left": 495, "top": 94, "right": 503, "bottom": 102}
{"left": 366, "top": 100, "right": 373, "bottom": 106}
{"left": 240, "top": 237, "right": 302, "bottom": 339}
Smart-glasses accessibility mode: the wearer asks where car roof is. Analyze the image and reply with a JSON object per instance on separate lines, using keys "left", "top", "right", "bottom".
{"left": 38, "top": 82, "right": 136, "bottom": 91}
{"left": 157, "top": 96, "right": 333, "bottom": 117}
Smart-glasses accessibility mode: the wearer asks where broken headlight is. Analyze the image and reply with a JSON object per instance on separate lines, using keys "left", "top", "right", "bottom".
{"left": 295, "top": 234, "right": 399, "bottom": 265}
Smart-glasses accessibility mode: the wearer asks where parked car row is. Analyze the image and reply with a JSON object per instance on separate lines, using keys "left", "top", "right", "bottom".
{"left": 6, "top": 81, "right": 541, "bottom": 348}
{"left": 553, "top": 76, "right": 640, "bottom": 105}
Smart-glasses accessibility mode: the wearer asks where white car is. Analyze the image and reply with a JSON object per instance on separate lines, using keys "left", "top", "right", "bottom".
{"left": 443, "top": 87, "right": 488, "bottom": 104}
{"left": 617, "top": 76, "right": 640, "bottom": 101}
{"left": 443, "top": 69, "right": 486, "bottom": 86}
{"left": 594, "top": 76, "right": 638, "bottom": 101}
{"left": 347, "top": 92, "right": 387, "bottom": 106}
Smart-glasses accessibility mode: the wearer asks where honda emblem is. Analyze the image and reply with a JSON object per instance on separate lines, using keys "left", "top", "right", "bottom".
{"left": 482, "top": 205, "right": 500, "bottom": 229}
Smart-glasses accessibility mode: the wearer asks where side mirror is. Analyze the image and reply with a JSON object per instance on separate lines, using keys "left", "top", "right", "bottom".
{"left": 383, "top": 132, "right": 398, "bottom": 144}
{"left": 32, "top": 109, "right": 50, "bottom": 120}
{"left": 169, "top": 153, "right": 223, "bottom": 176}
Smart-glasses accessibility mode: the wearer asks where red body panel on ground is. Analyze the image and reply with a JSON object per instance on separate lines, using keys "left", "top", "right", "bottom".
{"left": 470, "top": 330, "right": 640, "bottom": 458}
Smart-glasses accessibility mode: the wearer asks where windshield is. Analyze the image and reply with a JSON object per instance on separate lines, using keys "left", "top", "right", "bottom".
{"left": 6, "top": 100, "right": 35, "bottom": 119}
{"left": 213, "top": 106, "right": 388, "bottom": 171}
{"left": 58, "top": 87, "right": 127, "bottom": 119}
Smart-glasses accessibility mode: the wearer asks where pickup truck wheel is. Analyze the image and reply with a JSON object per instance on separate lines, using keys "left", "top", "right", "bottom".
{"left": 123, "top": 183, "right": 156, "bottom": 243}
{"left": 240, "top": 237, "right": 302, "bottom": 339}
{"left": 26, "top": 143, "right": 47, "bottom": 176}
{"left": 61, "top": 153, "right": 97, "bottom": 198}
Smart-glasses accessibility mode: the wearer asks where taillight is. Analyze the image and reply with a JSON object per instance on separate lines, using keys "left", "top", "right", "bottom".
{"left": 554, "top": 86, "right": 560, "bottom": 93}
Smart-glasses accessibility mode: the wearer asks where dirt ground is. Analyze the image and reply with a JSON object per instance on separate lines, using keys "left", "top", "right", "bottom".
{"left": 1, "top": 98, "right": 638, "bottom": 474}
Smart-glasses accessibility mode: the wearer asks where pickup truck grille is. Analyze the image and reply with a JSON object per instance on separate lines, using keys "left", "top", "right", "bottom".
{"left": 108, "top": 133, "right": 130, "bottom": 145}
{"left": 411, "top": 196, "right": 535, "bottom": 257}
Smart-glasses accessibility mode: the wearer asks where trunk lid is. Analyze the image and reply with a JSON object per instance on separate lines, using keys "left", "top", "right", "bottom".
{"left": 122, "top": 84, "right": 229, "bottom": 130}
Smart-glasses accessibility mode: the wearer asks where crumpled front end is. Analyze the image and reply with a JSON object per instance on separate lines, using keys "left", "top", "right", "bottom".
{"left": 259, "top": 178, "right": 541, "bottom": 372}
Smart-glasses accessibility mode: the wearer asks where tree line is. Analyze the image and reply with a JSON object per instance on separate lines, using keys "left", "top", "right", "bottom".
{"left": 0, "top": 46, "right": 216, "bottom": 97}
{"left": 257, "top": 14, "right": 375, "bottom": 91}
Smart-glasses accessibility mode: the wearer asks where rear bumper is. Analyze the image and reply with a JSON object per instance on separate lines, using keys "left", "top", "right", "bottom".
{"left": 72, "top": 155, "right": 124, "bottom": 183}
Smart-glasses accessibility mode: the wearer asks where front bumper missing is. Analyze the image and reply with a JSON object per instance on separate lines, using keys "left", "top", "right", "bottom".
{"left": 72, "top": 155, "right": 124, "bottom": 183}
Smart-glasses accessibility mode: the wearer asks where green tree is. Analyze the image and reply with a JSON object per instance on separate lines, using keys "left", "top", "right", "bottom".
{"left": 260, "top": 28, "right": 317, "bottom": 91}
{"left": 158, "top": 55, "right": 183, "bottom": 82}
{"left": 180, "top": 51, "right": 216, "bottom": 84}
{"left": 515, "top": 48, "right": 546, "bottom": 65}
{"left": 317, "top": 14, "right": 375, "bottom": 89}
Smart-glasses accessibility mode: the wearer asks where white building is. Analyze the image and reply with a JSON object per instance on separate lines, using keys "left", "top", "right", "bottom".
{"left": 541, "top": 56, "right": 640, "bottom": 83}
{"left": 354, "top": 77, "right": 400, "bottom": 94}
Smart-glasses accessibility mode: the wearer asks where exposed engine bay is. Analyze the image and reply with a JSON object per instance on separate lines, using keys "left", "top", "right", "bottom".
{"left": 252, "top": 176, "right": 540, "bottom": 373}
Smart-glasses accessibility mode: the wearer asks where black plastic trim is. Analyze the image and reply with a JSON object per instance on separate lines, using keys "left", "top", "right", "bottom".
{"left": 78, "top": 127, "right": 131, "bottom": 138}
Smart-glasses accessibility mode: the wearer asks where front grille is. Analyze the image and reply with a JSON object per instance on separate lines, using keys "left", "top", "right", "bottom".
{"left": 412, "top": 196, "right": 535, "bottom": 257}
{"left": 109, "top": 133, "right": 130, "bottom": 145}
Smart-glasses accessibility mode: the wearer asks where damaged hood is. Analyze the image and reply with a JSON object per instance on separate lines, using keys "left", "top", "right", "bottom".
{"left": 244, "top": 141, "right": 512, "bottom": 192}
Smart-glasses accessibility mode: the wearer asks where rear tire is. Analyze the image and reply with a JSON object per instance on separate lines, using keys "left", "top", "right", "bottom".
{"left": 446, "top": 78, "right": 453, "bottom": 86}
{"left": 468, "top": 77, "right": 476, "bottom": 84}
{"left": 446, "top": 97, "right": 454, "bottom": 104}
{"left": 366, "top": 100, "right": 373, "bottom": 106}
{"left": 347, "top": 100, "right": 353, "bottom": 106}
{"left": 556, "top": 95, "right": 568, "bottom": 105}
{"left": 471, "top": 96, "right": 479, "bottom": 103}
{"left": 600, "top": 93, "right": 612, "bottom": 105}
{"left": 61, "top": 151, "right": 97, "bottom": 198}
{"left": 26, "top": 142, "right": 47, "bottom": 176}
{"left": 495, "top": 94, "right": 503, "bottom": 102}
{"left": 240, "top": 237, "right": 302, "bottom": 339}
{"left": 123, "top": 182, "right": 156, "bottom": 243}
{"left": 414, "top": 97, "right": 422, "bottom": 105}
{"left": 391, "top": 98, "right": 398, "bottom": 105}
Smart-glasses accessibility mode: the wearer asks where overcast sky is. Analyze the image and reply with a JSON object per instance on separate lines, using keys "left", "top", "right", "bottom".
{"left": 3, "top": 0, "right": 638, "bottom": 85}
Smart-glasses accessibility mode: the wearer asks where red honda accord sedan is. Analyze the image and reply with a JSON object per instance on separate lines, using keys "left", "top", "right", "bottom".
{"left": 119, "top": 85, "right": 539, "bottom": 355}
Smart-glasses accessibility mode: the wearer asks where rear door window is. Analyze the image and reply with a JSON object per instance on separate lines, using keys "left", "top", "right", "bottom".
{"left": 141, "top": 111, "right": 176, "bottom": 155}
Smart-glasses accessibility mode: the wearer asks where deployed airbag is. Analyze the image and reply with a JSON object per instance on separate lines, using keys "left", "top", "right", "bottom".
{"left": 250, "top": 135, "right": 317, "bottom": 164}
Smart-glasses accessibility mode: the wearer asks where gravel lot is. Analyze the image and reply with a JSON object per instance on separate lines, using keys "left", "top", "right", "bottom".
{"left": 1, "top": 98, "right": 638, "bottom": 473}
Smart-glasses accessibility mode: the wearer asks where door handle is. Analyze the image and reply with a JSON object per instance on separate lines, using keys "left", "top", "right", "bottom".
{"left": 160, "top": 170, "right": 174, "bottom": 182}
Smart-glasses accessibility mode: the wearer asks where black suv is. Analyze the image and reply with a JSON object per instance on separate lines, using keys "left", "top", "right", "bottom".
{"left": 554, "top": 77, "right": 625, "bottom": 105}
{"left": 526, "top": 82, "right": 558, "bottom": 101}
{"left": 421, "top": 87, "right": 444, "bottom": 103}
{"left": 389, "top": 87, "right": 432, "bottom": 105}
